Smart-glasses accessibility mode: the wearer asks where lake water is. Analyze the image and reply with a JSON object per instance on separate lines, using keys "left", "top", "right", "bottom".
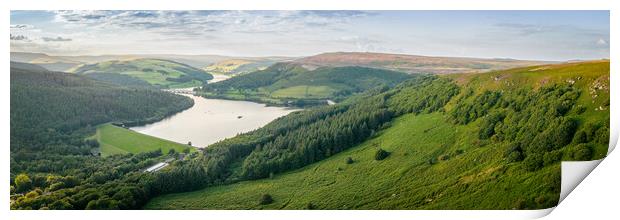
{"left": 130, "top": 94, "right": 297, "bottom": 148}
{"left": 130, "top": 75, "right": 297, "bottom": 148}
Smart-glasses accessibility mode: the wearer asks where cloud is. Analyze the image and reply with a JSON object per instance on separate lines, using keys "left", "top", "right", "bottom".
{"left": 596, "top": 38, "right": 608, "bottom": 45}
{"left": 10, "top": 34, "right": 29, "bottom": 41}
{"left": 10, "top": 24, "right": 34, "bottom": 29}
{"left": 494, "top": 22, "right": 608, "bottom": 39}
{"left": 42, "top": 36, "right": 72, "bottom": 42}
{"left": 50, "top": 10, "right": 372, "bottom": 35}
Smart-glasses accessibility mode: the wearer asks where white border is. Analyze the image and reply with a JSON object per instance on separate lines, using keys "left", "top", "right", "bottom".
{"left": 2, "top": 1, "right": 617, "bottom": 220}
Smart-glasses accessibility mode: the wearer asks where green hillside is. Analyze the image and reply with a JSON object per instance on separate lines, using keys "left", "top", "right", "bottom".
{"left": 204, "top": 59, "right": 279, "bottom": 76}
{"left": 199, "top": 63, "right": 411, "bottom": 106}
{"left": 10, "top": 64, "right": 196, "bottom": 210}
{"left": 73, "top": 58, "right": 213, "bottom": 88}
{"left": 146, "top": 60, "right": 609, "bottom": 210}
{"left": 93, "top": 124, "right": 196, "bottom": 156}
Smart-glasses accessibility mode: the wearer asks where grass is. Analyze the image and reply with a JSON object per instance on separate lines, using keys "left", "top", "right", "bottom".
{"left": 73, "top": 58, "right": 212, "bottom": 88}
{"left": 271, "top": 85, "right": 336, "bottom": 99}
{"left": 93, "top": 124, "right": 196, "bottom": 157}
{"left": 145, "top": 113, "right": 560, "bottom": 210}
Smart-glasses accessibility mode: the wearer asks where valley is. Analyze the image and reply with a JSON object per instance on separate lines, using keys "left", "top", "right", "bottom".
{"left": 9, "top": 55, "right": 610, "bottom": 211}
{"left": 145, "top": 60, "right": 609, "bottom": 210}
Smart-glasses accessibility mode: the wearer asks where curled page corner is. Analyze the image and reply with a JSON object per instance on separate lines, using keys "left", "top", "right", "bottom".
{"left": 559, "top": 159, "right": 603, "bottom": 203}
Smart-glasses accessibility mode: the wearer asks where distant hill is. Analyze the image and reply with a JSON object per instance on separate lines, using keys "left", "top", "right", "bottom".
{"left": 10, "top": 52, "right": 82, "bottom": 72}
{"left": 204, "top": 57, "right": 294, "bottom": 76}
{"left": 10, "top": 61, "right": 48, "bottom": 72}
{"left": 294, "top": 52, "right": 553, "bottom": 74}
{"left": 11, "top": 52, "right": 293, "bottom": 71}
{"left": 73, "top": 58, "right": 214, "bottom": 89}
{"left": 200, "top": 63, "right": 412, "bottom": 106}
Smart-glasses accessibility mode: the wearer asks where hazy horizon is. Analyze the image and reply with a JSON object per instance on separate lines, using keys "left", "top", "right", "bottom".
{"left": 11, "top": 10, "right": 609, "bottom": 61}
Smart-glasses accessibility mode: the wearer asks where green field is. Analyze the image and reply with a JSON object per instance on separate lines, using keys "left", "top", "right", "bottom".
{"left": 200, "top": 65, "right": 411, "bottom": 106}
{"left": 93, "top": 124, "right": 196, "bottom": 156}
{"left": 145, "top": 113, "right": 559, "bottom": 209}
{"left": 271, "top": 85, "right": 337, "bottom": 99}
{"left": 73, "top": 58, "right": 213, "bottom": 88}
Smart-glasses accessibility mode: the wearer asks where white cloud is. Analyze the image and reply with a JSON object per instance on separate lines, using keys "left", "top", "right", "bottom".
{"left": 50, "top": 10, "right": 371, "bottom": 36}
{"left": 42, "top": 36, "right": 72, "bottom": 42}
{"left": 10, "top": 24, "right": 34, "bottom": 29}
{"left": 596, "top": 38, "right": 608, "bottom": 45}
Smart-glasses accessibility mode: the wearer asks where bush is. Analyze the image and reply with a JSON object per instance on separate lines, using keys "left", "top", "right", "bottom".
{"left": 345, "top": 157, "right": 354, "bottom": 164}
{"left": 49, "top": 182, "right": 66, "bottom": 191}
{"left": 504, "top": 143, "right": 524, "bottom": 163}
{"left": 595, "top": 126, "right": 609, "bottom": 145}
{"left": 306, "top": 202, "right": 316, "bottom": 209}
{"left": 14, "top": 174, "right": 33, "bottom": 193}
{"left": 374, "top": 149, "right": 390, "bottom": 161}
{"left": 478, "top": 111, "right": 505, "bottom": 140}
{"left": 575, "top": 105, "right": 586, "bottom": 114}
{"left": 259, "top": 194, "right": 273, "bottom": 205}
{"left": 570, "top": 144, "right": 593, "bottom": 161}
{"left": 543, "top": 151, "right": 563, "bottom": 166}
{"left": 438, "top": 154, "right": 450, "bottom": 161}
{"left": 428, "top": 157, "right": 438, "bottom": 165}
{"left": 572, "top": 130, "right": 587, "bottom": 144}
{"left": 523, "top": 154, "right": 543, "bottom": 171}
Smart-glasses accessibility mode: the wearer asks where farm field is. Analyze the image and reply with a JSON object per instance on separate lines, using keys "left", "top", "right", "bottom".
{"left": 93, "top": 124, "right": 196, "bottom": 156}
{"left": 73, "top": 58, "right": 213, "bottom": 88}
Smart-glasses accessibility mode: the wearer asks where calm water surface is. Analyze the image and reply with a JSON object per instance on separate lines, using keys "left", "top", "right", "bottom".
{"left": 130, "top": 94, "right": 296, "bottom": 148}
{"left": 131, "top": 76, "right": 297, "bottom": 148}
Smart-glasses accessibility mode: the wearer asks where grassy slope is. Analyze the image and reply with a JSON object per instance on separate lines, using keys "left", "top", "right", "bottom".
{"left": 201, "top": 65, "right": 411, "bottom": 104}
{"left": 204, "top": 59, "right": 280, "bottom": 76}
{"left": 74, "top": 59, "right": 213, "bottom": 88}
{"left": 445, "top": 60, "right": 610, "bottom": 157}
{"left": 146, "top": 113, "right": 558, "bottom": 209}
{"left": 146, "top": 60, "right": 608, "bottom": 210}
{"left": 94, "top": 124, "right": 195, "bottom": 156}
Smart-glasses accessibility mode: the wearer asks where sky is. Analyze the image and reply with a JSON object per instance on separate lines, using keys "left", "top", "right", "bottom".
{"left": 10, "top": 10, "right": 610, "bottom": 61}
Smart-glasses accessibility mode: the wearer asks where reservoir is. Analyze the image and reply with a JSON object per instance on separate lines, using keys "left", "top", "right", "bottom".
{"left": 130, "top": 94, "right": 297, "bottom": 148}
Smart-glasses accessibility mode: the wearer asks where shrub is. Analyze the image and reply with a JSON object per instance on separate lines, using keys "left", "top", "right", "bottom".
{"left": 374, "top": 149, "right": 390, "bottom": 161}
{"left": 570, "top": 144, "right": 593, "bottom": 161}
{"left": 595, "top": 126, "right": 609, "bottom": 145}
{"left": 14, "top": 174, "right": 33, "bottom": 193}
{"left": 345, "top": 157, "right": 354, "bottom": 164}
{"left": 49, "top": 182, "right": 66, "bottom": 191}
{"left": 544, "top": 171, "right": 561, "bottom": 193}
{"left": 504, "top": 143, "right": 524, "bottom": 163}
{"left": 572, "top": 130, "right": 587, "bottom": 144}
{"left": 543, "top": 151, "right": 563, "bottom": 166}
{"left": 454, "top": 149, "right": 464, "bottom": 155}
{"left": 306, "top": 202, "right": 316, "bottom": 209}
{"left": 259, "top": 194, "right": 273, "bottom": 205}
{"left": 428, "top": 157, "right": 438, "bottom": 165}
{"left": 478, "top": 111, "right": 505, "bottom": 140}
{"left": 438, "top": 154, "right": 450, "bottom": 161}
{"left": 523, "top": 154, "right": 543, "bottom": 171}
{"left": 575, "top": 105, "right": 586, "bottom": 114}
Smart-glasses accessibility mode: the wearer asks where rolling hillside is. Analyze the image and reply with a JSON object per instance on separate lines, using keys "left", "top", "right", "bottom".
{"left": 146, "top": 60, "right": 609, "bottom": 210}
{"left": 10, "top": 52, "right": 82, "bottom": 71}
{"left": 73, "top": 58, "right": 214, "bottom": 88}
{"left": 294, "top": 52, "right": 553, "bottom": 75}
{"left": 204, "top": 58, "right": 291, "bottom": 76}
{"left": 200, "top": 63, "right": 412, "bottom": 106}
